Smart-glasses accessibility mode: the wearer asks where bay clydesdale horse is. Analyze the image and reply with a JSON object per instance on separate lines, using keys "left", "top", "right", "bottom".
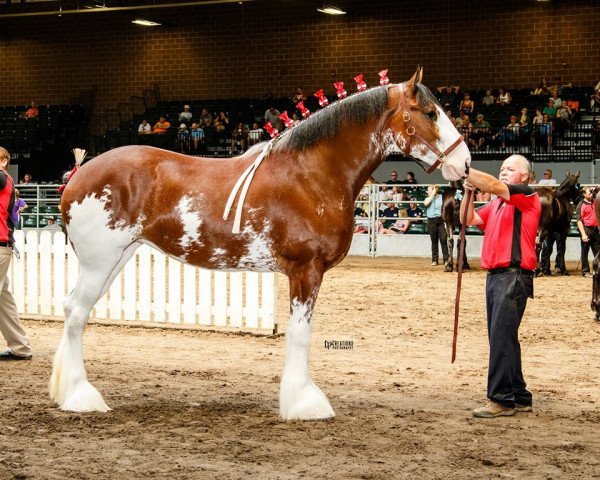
{"left": 50, "top": 68, "right": 471, "bottom": 420}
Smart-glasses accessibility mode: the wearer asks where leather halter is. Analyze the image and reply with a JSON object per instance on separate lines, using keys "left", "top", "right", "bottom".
{"left": 396, "top": 82, "right": 465, "bottom": 174}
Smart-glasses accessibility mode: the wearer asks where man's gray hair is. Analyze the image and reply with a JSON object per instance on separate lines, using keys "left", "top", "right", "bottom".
{"left": 505, "top": 154, "right": 532, "bottom": 178}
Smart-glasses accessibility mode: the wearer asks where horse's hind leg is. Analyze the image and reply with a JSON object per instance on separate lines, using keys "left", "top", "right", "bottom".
{"left": 280, "top": 262, "right": 335, "bottom": 421}
{"left": 592, "top": 252, "right": 600, "bottom": 321}
{"left": 50, "top": 242, "right": 139, "bottom": 412}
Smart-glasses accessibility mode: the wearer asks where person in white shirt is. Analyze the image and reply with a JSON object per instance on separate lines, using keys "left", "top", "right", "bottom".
{"left": 138, "top": 120, "right": 152, "bottom": 135}
{"left": 537, "top": 169, "right": 558, "bottom": 186}
{"left": 179, "top": 105, "right": 193, "bottom": 124}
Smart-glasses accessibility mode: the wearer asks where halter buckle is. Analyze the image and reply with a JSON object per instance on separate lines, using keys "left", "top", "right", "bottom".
{"left": 402, "top": 111, "right": 411, "bottom": 122}
{"left": 406, "top": 125, "right": 415, "bottom": 136}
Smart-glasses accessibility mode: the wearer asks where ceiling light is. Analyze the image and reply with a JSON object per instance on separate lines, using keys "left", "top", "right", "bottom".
{"left": 132, "top": 19, "right": 161, "bottom": 26}
{"left": 317, "top": 4, "right": 346, "bottom": 15}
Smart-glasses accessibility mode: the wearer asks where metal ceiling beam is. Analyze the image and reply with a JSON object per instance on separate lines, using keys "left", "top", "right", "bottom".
{"left": 0, "top": 0, "right": 250, "bottom": 18}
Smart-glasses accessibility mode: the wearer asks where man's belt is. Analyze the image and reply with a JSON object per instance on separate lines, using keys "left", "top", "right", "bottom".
{"left": 488, "top": 267, "right": 534, "bottom": 276}
{"left": 0, "top": 241, "right": 11, "bottom": 247}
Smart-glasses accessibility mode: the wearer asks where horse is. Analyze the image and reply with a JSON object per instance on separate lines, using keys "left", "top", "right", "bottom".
{"left": 441, "top": 181, "right": 469, "bottom": 272}
{"left": 589, "top": 188, "right": 600, "bottom": 320}
{"left": 49, "top": 68, "right": 471, "bottom": 420}
{"left": 535, "top": 171, "right": 580, "bottom": 276}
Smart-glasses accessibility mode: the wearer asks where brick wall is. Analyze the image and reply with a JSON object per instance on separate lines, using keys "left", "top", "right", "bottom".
{"left": 0, "top": 0, "right": 598, "bottom": 114}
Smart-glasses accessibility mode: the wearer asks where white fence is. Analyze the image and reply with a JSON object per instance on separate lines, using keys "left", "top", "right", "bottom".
{"left": 9, "top": 230, "right": 278, "bottom": 333}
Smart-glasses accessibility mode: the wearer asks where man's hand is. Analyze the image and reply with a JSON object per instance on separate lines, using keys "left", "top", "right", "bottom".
{"left": 582, "top": 234, "right": 589, "bottom": 243}
{"left": 463, "top": 180, "right": 476, "bottom": 192}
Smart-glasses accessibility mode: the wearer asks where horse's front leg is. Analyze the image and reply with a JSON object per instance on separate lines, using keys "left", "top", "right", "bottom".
{"left": 591, "top": 252, "right": 600, "bottom": 321}
{"left": 556, "top": 232, "right": 569, "bottom": 275}
{"left": 280, "top": 262, "right": 335, "bottom": 421}
{"left": 445, "top": 226, "right": 454, "bottom": 272}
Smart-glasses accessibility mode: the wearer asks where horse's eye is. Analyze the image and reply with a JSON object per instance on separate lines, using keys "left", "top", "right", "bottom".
{"left": 426, "top": 110, "right": 437, "bottom": 120}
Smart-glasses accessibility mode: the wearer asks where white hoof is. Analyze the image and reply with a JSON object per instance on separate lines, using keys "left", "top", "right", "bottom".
{"left": 58, "top": 380, "right": 111, "bottom": 413}
{"left": 280, "top": 380, "right": 335, "bottom": 421}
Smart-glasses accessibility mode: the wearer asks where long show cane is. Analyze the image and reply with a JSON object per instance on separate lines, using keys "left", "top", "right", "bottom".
{"left": 452, "top": 187, "right": 473, "bottom": 363}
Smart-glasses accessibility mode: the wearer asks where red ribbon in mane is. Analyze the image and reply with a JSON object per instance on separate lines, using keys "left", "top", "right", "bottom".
{"left": 354, "top": 74, "right": 367, "bottom": 92}
{"left": 264, "top": 122, "right": 279, "bottom": 138}
{"left": 297, "top": 102, "right": 311, "bottom": 119}
{"left": 279, "top": 111, "right": 295, "bottom": 129}
{"left": 379, "top": 69, "right": 390, "bottom": 86}
{"left": 314, "top": 89, "right": 329, "bottom": 107}
{"left": 334, "top": 81, "right": 347, "bottom": 99}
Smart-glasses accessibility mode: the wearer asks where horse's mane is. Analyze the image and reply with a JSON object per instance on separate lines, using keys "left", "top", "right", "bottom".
{"left": 272, "top": 86, "right": 390, "bottom": 152}
{"left": 555, "top": 173, "right": 579, "bottom": 200}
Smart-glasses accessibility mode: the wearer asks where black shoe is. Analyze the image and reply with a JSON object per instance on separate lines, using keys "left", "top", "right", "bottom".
{"left": 0, "top": 350, "right": 32, "bottom": 361}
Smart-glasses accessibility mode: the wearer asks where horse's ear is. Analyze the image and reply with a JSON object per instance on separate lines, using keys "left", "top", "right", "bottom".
{"left": 406, "top": 67, "right": 420, "bottom": 97}
{"left": 417, "top": 66, "right": 424, "bottom": 84}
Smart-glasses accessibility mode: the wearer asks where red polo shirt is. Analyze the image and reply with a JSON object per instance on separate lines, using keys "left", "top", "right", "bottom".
{"left": 0, "top": 171, "right": 15, "bottom": 243}
{"left": 477, "top": 184, "right": 541, "bottom": 270}
{"left": 576, "top": 200, "right": 597, "bottom": 227}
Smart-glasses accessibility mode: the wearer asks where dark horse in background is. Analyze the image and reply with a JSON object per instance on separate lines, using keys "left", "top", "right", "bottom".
{"left": 442, "top": 181, "right": 469, "bottom": 272}
{"left": 536, "top": 172, "right": 580, "bottom": 276}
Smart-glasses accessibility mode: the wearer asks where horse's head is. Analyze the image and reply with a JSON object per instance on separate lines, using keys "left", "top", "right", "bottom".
{"left": 556, "top": 170, "right": 581, "bottom": 203}
{"left": 386, "top": 67, "right": 471, "bottom": 181}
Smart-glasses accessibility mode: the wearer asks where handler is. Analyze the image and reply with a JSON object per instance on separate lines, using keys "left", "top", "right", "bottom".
{"left": 460, "top": 154, "right": 540, "bottom": 418}
{"left": 0, "top": 147, "right": 32, "bottom": 361}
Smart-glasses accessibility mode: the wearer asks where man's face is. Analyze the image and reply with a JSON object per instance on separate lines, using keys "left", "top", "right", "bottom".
{"left": 390, "top": 172, "right": 398, "bottom": 180}
{"left": 584, "top": 188, "right": 593, "bottom": 201}
{"left": 499, "top": 157, "right": 528, "bottom": 185}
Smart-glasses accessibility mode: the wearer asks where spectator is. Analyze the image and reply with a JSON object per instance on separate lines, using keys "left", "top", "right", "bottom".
{"left": 388, "top": 209, "right": 411, "bottom": 234}
{"left": 445, "top": 110, "right": 459, "bottom": 127}
{"left": 44, "top": 217, "right": 61, "bottom": 230}
{"left": 176, "top": 124, "right": 189, "bottom": 153}
{"left": 381, "top": 202, "right": 401, "bottom": 229}
{"left": 436, "top": 85, "right": 460, "bottom": 109}
{"left": 153, "top": 116, "right": 170, "bottom": 134}
{"left": 200, "top": 108, "right": 213, "bottom": 128}
{"left": 470, "top": 114, "right": 490, "bottom": 151}
{"left": 11, "top": 189, "right": 27, "bottom": 229}
{"left": 532, "top": 109, "right": 544, "bottom": 125}
{"left": 406, "top": 197, "right": 423, "bottom": 221}
{"left": 493, "top": 115, "right": 520, "bottom": 148}
{"left": 248, "top": 122, "right": 265, "bottom": 146}
{"left": 291, "top": 112, "right": 301, "bottom": 126}
{"left": 21, "top": 101, "right": 39, "bottom": 119}
{"left": 591, "top": 91, "right": 600, "bottom": 112}
{"left": 496, "top": 87, "right": 511, "bottom": 105}
{"left": 537, "top": 169, "right": 557, "bottom": 186}
{"left": 550, "top": 90, "right": 562, "bottom": 108}
{"left": 231, "top": 122, "right": 248, "bottom": 154}
{"left": 423, "top": 184, "right": 449, "bottom": 267}
{"left": 138, "top": 119, "right": 152, "bottom": 135}
{"left": 292, "top": 86, "right": 307, "bottom": 104}
{"left": 593, "top": 120, "right": 600, "bottom": 150}
{"left": 189, "top": 123, "right": 204, "bottom": 154}
{"left": 178, "top": 105, "right": 193, "bottom": 124}
{"left": 457, "top": 115, "right": 473, "bottom": 143}
{"left": 519, "top": 108, "right": 530, "bottom": 129}
{"left": 386, "top": 171, "right": 402, "bottom": 185}
{"left": 576, "top": 186, "right": 600, "bottom": 277}
{"left": 213, "top": 111, "right": 230, "bottom": 136}
{"left": 18, "top": 173, "right": 33, "bottom": 185}
{"left": 532, "top": 83, "right": 546, "bottom": 96}
{"left": 0, "top": 147, "right": 32, "bottom": 361}
{"left": 264, "top": 106, "right": 283, "bottom": 131}
{"left": 534, "top": 115, "right": 553, "bottom": 150}
{"left": 402, "top": 171, "right": 418, "bottom": 185}
{"left": 390, "top": 186, "right": 404, "bottom": 202}
{"left": 528, "top": 171, "right": 537, "bottom": 185}
{"left": 482, "top": 89, "right": 495, "bottom": 107}
{"left": 543, "top": 98, "right": 557, "bottom": 117}
{"left": 459, "top": 94, "right": 474, "bottom": 114}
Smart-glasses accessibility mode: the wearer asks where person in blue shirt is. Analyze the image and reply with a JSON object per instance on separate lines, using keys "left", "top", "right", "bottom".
{"left": 423, "top": 184, "right": 449, "bottom": 267}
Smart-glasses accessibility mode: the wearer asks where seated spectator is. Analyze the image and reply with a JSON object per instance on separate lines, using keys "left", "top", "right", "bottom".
{"left": 593, "top": 120, "right": 600, "bottom": 150}
{"left": 481, "top": 89, "right": 495, "bottom": 107}
{"left": 445, "top": 110, "right": 458, "bottom": 127}
{"left": 406, "top": 197, "right": 423, "bottom": 221}
{"left": 493, "top": 115, "right": 520, "bottom": 148}
{"left": 19, "top": 173, "right": 34, "bottom": 185}
{"left": 496, "top": 87, "right": 511, "bottom": 105}
{"left": 436, "top": 85, "right": 460, "bottom": 109}
{"left": 292, "top": 86, "right": 307, "bottom": 104}
{"left": 213, "top": 111, "right": 230, "bottom": 136}
{"left": 538, "top": 169, "right": 558, "bottom": 186}
{"left": 532, "top": 83, "right": 547, "bottom": 96}
{"left": 390, "top": 186, "right": 404, "bottom": 202}
{"left": 381, "top": 203, "right": 401, "bottom": 229}
{"left": 248, "top": 122, "right": 265, "bottom": 146}
{"left": 153, "top": 115, "right": 170, "bottom": 134}
{"left": 291, "top": 112, "right": 301, "bottom": 126}
{"left": 459, "top": 94, "right": 474, "bottom": 114}
{"left": 176, "top": 123, "right": 189, "bottom": 153}
{"left": 543, "top": 98, "right": 558, "bottom": 117}
{"left": 264, "top": 106, "right": 283, "bottom": 131}
{"left": 457, "top": 115, "right": 473, "bottom": 141}
{"left": 388, "top": 209, "right": 410, "bottom": 234}
{"left": 21, "top": 101, "right": 39, "bottom": 119}
{"left": 44, "top": 217, "right": 61, "bottom": 230}
{"left": 200, "top": 108, "right": 213, "bottom": 128}
{"left": 591, "top": 91, "right": 600, "bottom": 112}
{"left": 469, "top": 114, "right": 490, "bottom": 150}
{"left": 402, "top": 171, "right": 418, "bottom": 185}
{"left": 534, "top": 115, "right": 553, "bottom": 150}
{"left": 386, "top": 170, "right": 402, "bottom": 185}
{"left": 189, "top": 123, "right": 204, "bottom": 154}
{"left": 178, "top": 105, "right": 193, "bottom": 124}
{"left": 532, "top": 109, "right": 544, "bottom": 125}
{"left": 550, "top": 91, "right": 562, "bottom": 108}
{"left": 231, "top": 122, "right": 249, "bottom": 154}
{"left": 138, "top": 119, "right": 152, "bottom": 135}
{"left": 519, "top": 108, "right": 530, "bottom": 139}
{"left": 528, "top": 171, "right": 537, "bottom": 185}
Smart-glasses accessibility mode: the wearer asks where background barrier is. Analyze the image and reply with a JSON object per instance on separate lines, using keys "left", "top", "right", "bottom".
{"left": 9, "top": 230, "right": 278, "bottom": 333}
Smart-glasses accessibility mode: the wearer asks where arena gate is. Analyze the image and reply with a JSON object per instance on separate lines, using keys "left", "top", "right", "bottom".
{"left": 9, "top": 230, "right": 278, "bottom": 333}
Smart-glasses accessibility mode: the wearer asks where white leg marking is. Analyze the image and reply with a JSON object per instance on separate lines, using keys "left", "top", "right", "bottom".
{"left": 279, "top": 299, "right": 335, "bottom": 421}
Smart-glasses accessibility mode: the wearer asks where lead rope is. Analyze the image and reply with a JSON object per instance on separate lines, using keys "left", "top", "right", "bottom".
{"left": 452, "top": 187, "right": 472, "bottom": 363}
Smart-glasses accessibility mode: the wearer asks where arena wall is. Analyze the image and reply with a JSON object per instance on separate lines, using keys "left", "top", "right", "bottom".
{"left": 0, "top": 0, "right": 598, "bottom": 114}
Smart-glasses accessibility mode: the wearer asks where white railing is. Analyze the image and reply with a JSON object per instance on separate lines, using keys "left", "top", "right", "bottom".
{"left": 9, "top": 230, "right": 278, "bottom": 333}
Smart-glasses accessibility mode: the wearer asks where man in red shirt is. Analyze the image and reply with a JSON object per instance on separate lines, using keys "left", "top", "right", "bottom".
{"left": 460, "top": 154, "right": 541, "bottom": 418}
{"left": 576, "top": 186, "right": 600, "bottom": 277}
{"left": 0, "top": 147, "right": 32, "bottom": 361}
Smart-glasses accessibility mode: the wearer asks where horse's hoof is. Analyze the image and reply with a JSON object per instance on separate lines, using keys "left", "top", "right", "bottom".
{"left": 280, "top": 381, "right": 335, "bottom": 421}
{"left": 561, "top": 270, "right": 570, "bottom": 276}
{"left": 462, "top": 264, "right": 471, "bottom": 270}
{"left": 444, "top": 265, "right": 453, "bottom": 272}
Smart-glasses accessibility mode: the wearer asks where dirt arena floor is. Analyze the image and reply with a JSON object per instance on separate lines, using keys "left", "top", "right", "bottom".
{"left": 1, "top": 257, "right": 599, "bottom": 480}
